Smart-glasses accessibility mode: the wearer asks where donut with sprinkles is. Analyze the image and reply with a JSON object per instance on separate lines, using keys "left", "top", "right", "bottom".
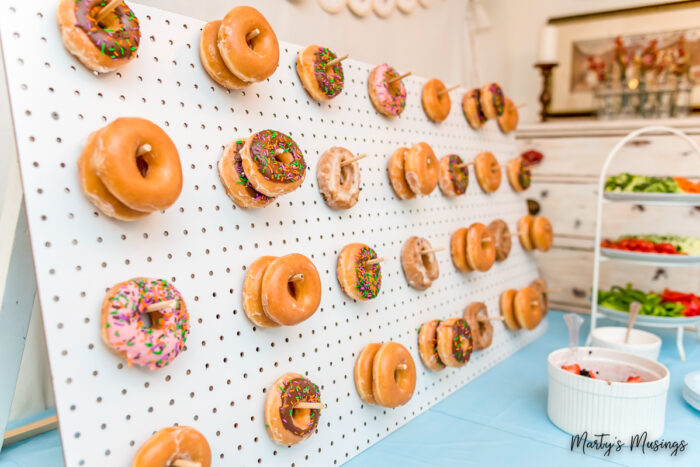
{"left": 337, "top": 243, "right": 382, "bottom": 300}
{"left": 296, "top": 45, "right": 345, "bottom": 101}
{"left": 368, "top": 63, "right": 407, "bottom": 117}
{"left": 58, "top": 0, "right": 141, "bottom": 73}
{"left": 240, "top": 130, "right": 307, "bottom": 197}
{"left": 264, "top": 373, "right": 323, "bottom": 446}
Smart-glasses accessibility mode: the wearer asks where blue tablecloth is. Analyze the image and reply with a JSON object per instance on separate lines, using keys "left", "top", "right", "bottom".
{"left": 2, "top": 313, "right": 698, "bottom": 467}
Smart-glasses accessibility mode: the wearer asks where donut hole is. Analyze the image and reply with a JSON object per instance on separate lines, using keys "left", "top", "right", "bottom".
{"left": 291, "top": 407, "right": 311, "bottom": 426}
{"left": 140, "top": 311, "right": 164, "bottom": 330}
{"left": 386, "top": 79, "right": 403, "bottom": 98}
{"left": 274, "top": 151, "right": 294, "bottom": 164}
{"left": 91, "top": 5, "right": 123, "bottom": 30}
{"left": 394, "top": 367, "right": 404, "bottom": 384}
{"left": 136, "top": 155, "right": 149, "bottom": 178}
{"left": 339, "top": 164, "right": 351, "bottom": 184}
{"left": 287, "top": 280, "right": 299, "bottom": 300}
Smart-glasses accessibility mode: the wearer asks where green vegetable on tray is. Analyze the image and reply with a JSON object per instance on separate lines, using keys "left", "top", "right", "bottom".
{"left": 597, "top": 283, "right": 685, "bottom": 317}
{"left": 604, "top": 173, "right": 682, "bottom": 193}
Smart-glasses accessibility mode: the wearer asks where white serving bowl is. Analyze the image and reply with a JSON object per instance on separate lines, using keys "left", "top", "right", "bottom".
{"left": 591, "top": 326, "right": 662, "bottom": 361}
{"left": 548, "top": 347, "right": 670, "bottom": 441}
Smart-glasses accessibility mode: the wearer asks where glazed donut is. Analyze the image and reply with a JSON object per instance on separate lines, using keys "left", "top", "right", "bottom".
{"left": 218, "top": 139, "right": 274, "bottom": 209}
{"left": 265, "top": 373, "right": 322, "bottom": 446}
{"left": 240, "top": 130, "right": 307, "bottom": 197}
{"left": 132, "top": 426, "right": 211, "bottom": 467}
{"left": 531, "top": 216, "right": 553, "bottom": 252}
{"left": 354, "top": 343, "right": 381, "bottom": 404}
{"left": 296, "top": 45, "right": 345, "bottom": 101}
{"left": 518, "top": 215, "right": 535, "bottom": 251}
{"left": 373, "top": 0, "right": 397, "bottom": 18}
{"left": 530, "top": 278, "right": 549, "bottom": 317}
{"left": 400, "top": 236, "right": 439, "bottom": 290}
{"left": 514, "top": 286, "right": 543, "bottom": 330}
{"left": 337, "top": 243, "right": 382, "bottom": 300}
{"left": 200, "top": 20, "right": 248, "bottom": 90}
{"left": 462, "top": 89, "right": 487, "bottom": 130}
{"left": 437, "top": 154, "right": 469, "bottom": 198}
{"left": 498, "top": 98, "right": 519, "bottom": 133}
{"left": 421, "top": 79, "right": 451, "bottom": 122}
{"left": 404, "top": 142, "right": 439, "bottom": 195}
{"left": 466, "top": 223, "right": 496, "bottom": 272}
{"left": 480, "top": 82, "right": 506, "bottom": 119}
{"left": 78, "top": 129, "right": 149, "bottom": 221}
{"left": 474, "top": 151, "right": 502, "bottom": 193}
{"left": 488, "top": 219, "right": 512, "bottom": 262}
{"left": 463, "top": 302, "right": 494, "bottom": 350}
{"left": 499, "top": 289, "right": 520, "bottom": 331}
{"left": 506, "top": 156, "right": 532, "bottom": 192}
{"left": 372, "top": 342, "right": 416, "bottom": 408}
{"left": 242, "top": 256, "right": 280, "bottom": 328}
{"left": 316, "top": 147, "right": 361, "bottom": 209}
{"left": 100, "top": 278, "right": 189, "bottom": 370}
{"left": 92, "top": 118, "right": 182, "bottom": 212}
{"left": 58, "top": 0, "right": 141, "bottom": 73}
{"left": 368, "top": 64, "right": 407, "bottom": 117}
{"left": 217, "top": 6, "right": 279, "bottom": 82}
{"left": 436, "top": 318, "right": 473, "bottom": 367}
{"left": 387, "top": 147, "right": 415, "bottom": 200}
{"left": 450, "top": 227, "right": 472, "bottom": 273}
{"left": 417, "top": 320, "right": 444, "bottom": 371}
{"left": 261, "top": 254, "right": 321, "bottom": 326}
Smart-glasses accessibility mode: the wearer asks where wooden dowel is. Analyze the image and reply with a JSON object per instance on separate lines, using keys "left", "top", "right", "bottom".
{"left": 396, "top": 363, "right": 407, "bottom": 370}
{"left": 294, "top": 402, "right": 326, "bottom": 409}
{"left": 387, "top": 72, "right": 411, "bottom": 84}
{"left": 326, "top": 53, "right": 349, "bottom": 68}
{"left": 438, "top": 84, "right": 460, "bottom": 96}
{"left": 171, "top": 461, "right": 201, "bottom": 467}
{"left": 96, "top": 0, "right": 122, "bottom": 24}
{"left": 290, "top": 274, "right": 304, "bottom": 282}
{"left": 365, "top": 257, "right": 384, "bottom": 265}
{"left": 246, "top": 28, "right": 260, "bottom": 42}
{"left": 146, "top": 299, "right": 178, "bottom": 313}
{"left": 421, "top": 247, "right": 445, "bottom": 255}
{"left": 455, "top": 161, "right": 474, "bottom": 168}
{"left": 136, "top": 144, "right": 152, "bottom": 156}
{"left": 2, "top": 415, "right": 58, "bottom": 446}
{"left": 479, "top": 316, "right": 505, "bottom": 321}
{"left": 341, "top": 153, "right": 367, "bottom": 167}
{"left": 517, "top": 103, "right": 527, "bottom": 109}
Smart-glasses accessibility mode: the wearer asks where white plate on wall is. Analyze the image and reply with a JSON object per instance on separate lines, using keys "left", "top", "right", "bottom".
{"left": 597, "top": 305, "right": 700, "bottom": 326}
{"left": 600, "top": 247, "right": 700, "bottom": 264}
{"left": 604, "top": 191, "right": 700, "bottom": 205}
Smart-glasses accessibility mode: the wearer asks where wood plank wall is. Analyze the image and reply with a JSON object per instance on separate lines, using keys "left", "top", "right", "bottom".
{"left": 516, "top": 122, "right": 700, "bottom": 313}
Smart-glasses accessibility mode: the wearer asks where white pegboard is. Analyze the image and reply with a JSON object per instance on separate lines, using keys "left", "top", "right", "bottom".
{"left": 0, "top": 1, "right": 546, "bottom": 466}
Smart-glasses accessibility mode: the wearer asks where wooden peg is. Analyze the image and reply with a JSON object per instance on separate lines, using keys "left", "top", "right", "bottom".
{"left": 171, "top": 460, "right": 201, "bottom": 467}
{"left": 326, "top": 53, "right": 349, "bottom": 68}
{"left": 396, "top": 363, "right": 408, "bottom": 370}
{"left": 479, "top": 316, "right": 505, "bottom": 322}
{"left": 421, "top": 247, "right": 445, "bottom": 255}
{"left": 455, "top": 161, "right": 474, "bottom": 169}
{"left": 246, "top": 28, "right": 261, "bottom": 42}
{"left": 146, "top": 299, "right": 178, "bottom": 313}
{"left": 365, "top": 257, "right": 384, "bottom": 266}
{"left": 136, "top": 144, "right": 152, "bottom": 157}
{"left": 341, "top": 153, "right": 367, "bottom": 167}
{"left": 294, "top": 402, "right": 326, "bottom": 409}
{"left": 438, "top": 85, "right": 460, "bottom": 96}
{"left": 290, "top": 274, "right": 304, "bottom": 282}
{"left": 517, "top": 103, "right": 527, "bottom": 109}
{"left": 543, "top": 288, "right": 562, "bottom": 293}
{"left": 387, "top": 72, "right": 411, "bottom": 84}
{"left": 96, "top": 0, "right": 122, "bottom": 24}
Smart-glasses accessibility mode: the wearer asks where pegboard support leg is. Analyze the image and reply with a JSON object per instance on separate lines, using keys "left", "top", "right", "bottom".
{"left": 0, "top": 200, "right": 37, "bottom": 451}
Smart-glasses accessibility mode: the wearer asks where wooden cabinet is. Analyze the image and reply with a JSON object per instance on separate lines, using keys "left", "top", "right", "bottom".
{"left": 516, "top": 119, "right": 700, "bottom": 313}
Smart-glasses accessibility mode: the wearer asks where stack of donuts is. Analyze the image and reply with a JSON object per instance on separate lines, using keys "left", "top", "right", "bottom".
{"left": 500, "top": 280, "right": 548, "bottom": 331}
{"left": 78, "top": 118, "right": 182, "bottom": 221}
{"left": 218, "top": 130, "right": 307, "bottom": 209}
{"left": 461, "top": 82, "right": 519, "bottom": 133}
{"left": 243, "top": 253, "right": 321, "bottom": 327}
{"left": 200, "top": 6, "right": 279, "bottom": 90}
{"left": 354, "top": 342, "right": 416, "bottom": 408}
{"left": 450, "top": 222, "right": 496, "bottom": 273}
{"left": 518, "top": 215, "right": 554, "bottom": 252}
{"left": 388, "top": 142, "right": 439, "bottom": 199}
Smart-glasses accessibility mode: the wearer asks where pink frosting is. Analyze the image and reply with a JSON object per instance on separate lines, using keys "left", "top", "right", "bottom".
{"left": 369, "top": 64, "right": 407, "bottom": 116}
{"left": 103, "top": 278, "right": 189, "bottom": 370}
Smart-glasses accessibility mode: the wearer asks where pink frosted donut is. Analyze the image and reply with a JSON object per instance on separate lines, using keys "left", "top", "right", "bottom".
{"left": 368, "top": 63, "right": 407, "bottom": 117}
{"left": 100, "top": 278, "right": 189, "bottom": 370}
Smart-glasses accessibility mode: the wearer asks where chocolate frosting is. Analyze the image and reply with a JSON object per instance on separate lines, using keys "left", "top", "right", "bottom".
{"left": 451, "top": 319, "right": 473, "bottom": 364}
{"left": 278, "top": 377, "right": 321, "bottom": 437}
{"left": 74, "top": 0, "right": 141, "bottom": 59}
{"left": 232, "top": 140, "right": 271, "bottom": 202}
{"left": 249, "top": 130, "right": 306, "bottom": 184}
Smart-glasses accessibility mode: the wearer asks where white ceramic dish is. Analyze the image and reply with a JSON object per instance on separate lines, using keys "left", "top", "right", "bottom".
{"left": 684, "top": 371, "right": 700, "bottom": 397}
{"left": 601, "top": 247, "right": 700, "bottom": 264}
{"left": 597, "top": 305, "right": 700, "bottom": 326}
{"left": 548, "top": 347, "right": 670, "bottom": 441}
{"left": 591, "top": 326, "right": 662, "bottom": 361}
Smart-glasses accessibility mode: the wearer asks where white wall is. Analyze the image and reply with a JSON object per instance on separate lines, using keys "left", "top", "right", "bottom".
{"left": 474, "top": 0, "right": 683, "bottom": 123}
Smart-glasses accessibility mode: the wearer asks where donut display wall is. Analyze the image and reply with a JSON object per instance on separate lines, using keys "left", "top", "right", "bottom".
{"left": 0, "top": 2, "right": 545, "bottom": 466}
